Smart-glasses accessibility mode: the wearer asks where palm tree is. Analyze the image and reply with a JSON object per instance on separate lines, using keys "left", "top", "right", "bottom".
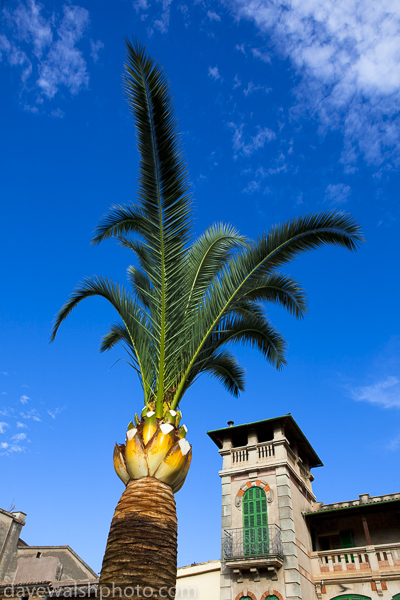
{"left": 51, "top": 41, "right": 363, "bottom": 599}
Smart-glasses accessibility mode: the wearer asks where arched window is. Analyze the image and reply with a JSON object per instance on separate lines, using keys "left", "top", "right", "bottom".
{"left": 392, "top": 595, "right": 400, "bottom": 600}
{"left": 331, "top": 595, "right": 371, "bottom": 600}
{"left": 243, "top": 486, "right": 268, "bottom": 556}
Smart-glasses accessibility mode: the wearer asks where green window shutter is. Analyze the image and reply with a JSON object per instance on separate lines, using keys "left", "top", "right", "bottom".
{"left": 242, "top": 487, "right": 268, "bottom": 556}
{"left": 331, "top": 595, "right": 372, "bottom": 600}
{"left": 340, "top": 530, "right": 354, "bottom": 548}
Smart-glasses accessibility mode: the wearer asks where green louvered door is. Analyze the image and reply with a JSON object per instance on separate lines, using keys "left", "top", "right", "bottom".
{"left": 243, "top": 487, "right": 268, "bottom": 556}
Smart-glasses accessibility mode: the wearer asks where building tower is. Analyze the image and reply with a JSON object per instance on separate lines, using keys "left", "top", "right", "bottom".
{"left": 207, "top": 414, "right": 322, "bottom": 600}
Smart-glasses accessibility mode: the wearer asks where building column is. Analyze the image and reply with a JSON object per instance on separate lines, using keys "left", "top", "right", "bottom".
{"left": 276, "top": 467, "right": 302, "bottom": 600}
{"left": 220, "top": 474, "right": 232, "bottom": 600}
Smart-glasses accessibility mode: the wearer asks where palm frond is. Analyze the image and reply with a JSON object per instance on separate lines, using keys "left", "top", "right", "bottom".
{"left": 50, "top": 276, "right": 154, "bottom": 402}
{"left": 196, "top": 351, "right": 245, "bottom": 397}
{"left": 241, "top": 273, "right": 307, "bottom": 318}
{"left": 100, "top": 322, "right": 134, "bottom": 353}
{"left": 171, "top": 211, "right": 363, "bottom": 406}
{"left": 92, "top": 204, "right": 146, "bottom": 245}
{"left": 184, "top": 223, "right": 248, "bottom": 311}
{"left": 122, "top": 39, "right": 194, "bottom": 415}
{"left": 52, "top": 42, "right": 363, "bottom": 418}
{"left": 127, "top": 266, "right": 153, "bottom": 309}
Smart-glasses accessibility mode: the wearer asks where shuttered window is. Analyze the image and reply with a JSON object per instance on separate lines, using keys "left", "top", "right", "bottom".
{"left": 242, "top": 487, "right": 268, "bottom": 555}
{"left": 331, "top": 595, "right": 371, "bottom": 600}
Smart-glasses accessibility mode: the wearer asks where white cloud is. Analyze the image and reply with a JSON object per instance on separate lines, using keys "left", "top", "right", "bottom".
{"left": 12, "top": 433, "right": 27, "bottom": 442}
{"left": 387, "top": 433, "right": 400, "bottom": 451}
{"left": 243, "top": 180, "right": 261, "bottom": 194}
{"left": 351, "top": 376, "right": 400, "bottom": 409}
{"left": 51, "top": 108, "right": 65, "bottom": 119}
{"left": 0, "top": 1, "right": 92, "bottom": 107}
{"left": 153, "top": 0, "right": 173, "bottom": 33}
{"left": 16, "top": 421, "right": 27, "bottom": 429}
{"left": 20, "top": 408, "right": 41, "bottom": 422}
{"left": 207, "top": 10, "right": 221, "bottom": 22}
{"left": 47, "top": 407, "right": 66, "bottom": 419}
{"left": 325, "top": 183, "right": 352, "bottom": 206}
{"left": 251, "top": 47, "right": 270, "bottom": 63}
{"left": 226, "top": 0, "right": 400, "bottom": 167}
{"left": 243, "top": 81, "right": 270, "bottom": 96}
{"left": 178, "top": 4, "right": 190, "bottom": 27}
{"left": 1, "top": 443, "right": 24, "bottom": 454}
{"left": 233, "top": 74, "right": 241, "bottom": 89}
{"left": 20, "top": 394, "right": 30, "bottom": 405}
{"left": 90, "top": 39, "right": 104, "bottom": 63}
{"left": 229, "top": 122, "right": 276, "bottom": 158}
{"left": 208, "top": 65, "right": 221, "bottom": 81}
{"left": 134, "top": 0, "right": 149, "bottom": 10}
{"left": 0, "top": 407, "right": 13, "bottom": 416}
{"left": 0, "top": 422, "right": 9, "bottom": 434}
{"left": 37, "top": 5, "right": 89, "bottom": 99}
{"left": 0, "top": 372, "right": 9, "bottom": 376}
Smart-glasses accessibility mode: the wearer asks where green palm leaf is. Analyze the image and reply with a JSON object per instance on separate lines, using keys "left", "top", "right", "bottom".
{"left": 51, "top": 43, "right": 363, "bottom": 422}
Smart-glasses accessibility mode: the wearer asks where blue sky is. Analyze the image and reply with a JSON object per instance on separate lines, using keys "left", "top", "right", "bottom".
{"left": 1, "top": 0, "right": 400, "bottom": 576}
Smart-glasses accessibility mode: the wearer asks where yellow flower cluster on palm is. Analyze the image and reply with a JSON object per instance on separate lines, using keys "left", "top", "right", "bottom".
{"left": 114, "top": 410, "right": 191, "bottom": 493}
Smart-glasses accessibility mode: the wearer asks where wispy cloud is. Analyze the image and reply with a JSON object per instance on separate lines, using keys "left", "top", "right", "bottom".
{"left": 233, "top": 74, "right": 241, "bottom": 89}
{"left": 325, "top": 183, "right": 352, "bottom": 206}
{"left": 19, "top": 394, "right": 30, "bottom": 405}
{"left": 0, "top": 422, "right": 9, "bottom": 434}
{"left": 208, "top": 65, "right": 222, "bottom": 81}
{"left": 16, "top": 421, "right": 27, "bottom": 429}
{"left": 20, "top": 408, "right": 41, "bottom": 422}
{"left": 90, "top": 39, "right": 104, "bottom": 63}
{"left": 151, "top": 0, "right": 173, "bottom": 33}
{"left": 229, "top": 122, "right": 276, "bottom": 158}
{"left": 235, "top": 43, "right": 246, "bottom": 56}
{"left": 0, "top": 442, "right": 25, "bottom": 455}
{"left": 1, "top": 372, "right": 9, "bottom": 376}
{"left": 243, "top": 81, "right": 270, "bottom": 96}
{"left": 351, "top": 376, "right": 400, "bottom": 409}
{"left": 47, "top": 407, "right": 66, "bottom": 419}
{"left": 387, "top": 433, "right": 400, "bottom": 451}
{"left": 207, "top": 10, "right": 221, "bottom": 22}
{"left": 0, "top": 0, "right": 92, "bottom": 109}
{"left": 251, "top": 47, "right": 270, "bottom": 63}
{"left": 226, "top": 0, "right": 400, "bottom": 167}
{"left": 12, "top": 433, "right": 27, "bottom": 442}
{"left": 37, "top": 5, "right": 89, "bottom": 99}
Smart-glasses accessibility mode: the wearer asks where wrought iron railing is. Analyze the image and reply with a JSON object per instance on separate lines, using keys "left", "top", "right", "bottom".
{"left": 222, "top": 525, "right": 283, "bottom": 561}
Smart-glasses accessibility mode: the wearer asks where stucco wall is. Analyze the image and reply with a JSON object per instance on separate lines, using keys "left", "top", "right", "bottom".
{"left": 176, "top": 561, "right": 220, "bottom": 600}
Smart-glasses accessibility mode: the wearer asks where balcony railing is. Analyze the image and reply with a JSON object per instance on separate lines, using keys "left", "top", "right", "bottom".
{"left": 311, "top": 542, "right": 400, "bottom": 577}
{"left": 222, "top": 525, "right": 283, "bottom": 562}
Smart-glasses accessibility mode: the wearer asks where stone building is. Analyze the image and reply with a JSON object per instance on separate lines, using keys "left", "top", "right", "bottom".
{"left": 179, "top": 414, "right": 400, "bottom": 600}
{"left": 0, "top": 506, "right": 97, "bottom": 595}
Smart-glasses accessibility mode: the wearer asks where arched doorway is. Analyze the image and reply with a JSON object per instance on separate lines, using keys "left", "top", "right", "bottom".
{"left": 243, "top": 486, "right": 268, "bottom": 555}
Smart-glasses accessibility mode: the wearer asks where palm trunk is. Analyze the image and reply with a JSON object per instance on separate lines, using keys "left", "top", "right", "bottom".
{"left": 99, "top": 477, "right": 177, "bottom": 599}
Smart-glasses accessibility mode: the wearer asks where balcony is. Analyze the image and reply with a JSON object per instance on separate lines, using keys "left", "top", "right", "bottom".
{"left": 222, "top": 525, "right": 284, "bottom": 572}
{"left": 311, "top": 542, "right": 400, "bottom": 579}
